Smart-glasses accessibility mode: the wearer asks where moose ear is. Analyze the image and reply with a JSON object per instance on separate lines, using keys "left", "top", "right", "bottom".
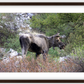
{"left": 53, "top": 33, "right": 60, "bottom": 37}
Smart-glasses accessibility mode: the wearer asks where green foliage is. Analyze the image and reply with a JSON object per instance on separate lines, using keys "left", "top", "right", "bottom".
{"left": 67, "top": 17, "right": 84, "bottom": 49}
{"left": 4, "top": 35, "right": 21, "bottom": 52}
{"left": 0, "top": 13, "right": 17, "bottom": 47}
{"left": 30, "top": 13, "right": 83, "bottom": 35}
{"left": 48, "top": 47, "right": 67, "bottom": 59}
{"left": 0, "top": 27, "right": 16, "bottom": 46}
{"left": 48, "top": 47, "right": 59, "bottom": 58}
{"left": 30, "top": 13, "right": 84, "bottom": 35}
{"left": 70, "top": 45, "right": 84, "bottom": 58}
{"left": 30, "top": 13, "right": 59, "bottom": 36}
{"left": 57, "top": 13, "right": 80, "bottom": 23}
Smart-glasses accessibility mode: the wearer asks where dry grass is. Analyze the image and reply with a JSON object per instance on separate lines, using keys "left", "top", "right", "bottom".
{"left": 0, "top": 56, "right": 83, "bottom": 72}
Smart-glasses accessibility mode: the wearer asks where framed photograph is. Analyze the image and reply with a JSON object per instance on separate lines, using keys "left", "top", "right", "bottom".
{"left": 0, "top": 1, "right": 84, "bottom": 83}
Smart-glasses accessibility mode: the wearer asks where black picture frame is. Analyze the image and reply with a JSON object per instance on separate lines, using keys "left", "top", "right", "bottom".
{"left": 0, "top": 80, "right": 84, "bottom": 83}
{"left": 0, "top": 2, "right": 84, "bottom": 5}
{"left": 0, "top": 2, "right": 84, "bottom": 83}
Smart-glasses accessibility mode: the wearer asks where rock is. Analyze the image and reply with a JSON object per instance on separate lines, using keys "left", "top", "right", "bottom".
{"left": 16, "top": 56, "right": 23, "bottom": 60}
{"left": 0, "top": 48, "right": 6, "bottom": 53}
{"left": 0, "top": 13, "right": 34, "bottom": 33}
{"left": 9, "top": 48, "right": 15, "bottom": 53}
{"left": 59, "top": 57, "right": 67, "bottom": 63}
{"left": 5, "top": 48, "right": 19, "bottom": 58}
{"left": 9, "top": 51, "right": 18, "bottom": 58}
{"left": 59, "top": 56, "right": 71, "bottom": 63}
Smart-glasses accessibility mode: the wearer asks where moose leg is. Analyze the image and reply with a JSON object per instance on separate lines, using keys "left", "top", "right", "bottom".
{"left": 35, "top": 53, "right": 40, "bottom": 59}
{"left": 24, "top": 46, "right": 29, "bottom": 58}
{"left": 22, "top": 46, "right": 28, "bottom": 58}
{"left": 20, "top": 36, "right": 30, "bottom": 58}
{"left": 43, "top": 50, "right": 48, "bottom": 62}
{"left": 22, "top": 46, "right": 25, "bottom": 57}
{"left": 21, "top": 41, "right": 29, "bottom": 58}
{"left": 20, "top": 37, "right": 26, "bottom": 58}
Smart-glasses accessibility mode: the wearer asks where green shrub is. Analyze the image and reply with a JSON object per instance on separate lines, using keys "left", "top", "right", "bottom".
{"left": 0, "top": 27, "right": 16, "bottom": 46}
{"left": 4, "top": 35, "right": 21, "bottom": 52}
{"left": 70, "top": 45, "right": 84, "bottom": 58}
{"left": 48, "top": 47, "right": 67, "bottom": 58}
{"left": 48, "top": 47, "right": 59, "bottom": 58}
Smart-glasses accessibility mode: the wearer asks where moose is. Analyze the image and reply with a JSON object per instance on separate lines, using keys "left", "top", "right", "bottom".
{"left": 19, "top": 33, "right": 65, "bottom": 61}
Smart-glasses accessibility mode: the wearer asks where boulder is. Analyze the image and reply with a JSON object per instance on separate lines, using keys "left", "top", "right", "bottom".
{"left": 7, "top": 48, "right": 19, "bottom": 58}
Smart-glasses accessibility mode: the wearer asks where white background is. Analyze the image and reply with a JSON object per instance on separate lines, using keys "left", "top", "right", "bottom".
{"left": 0, "top": 6, "right": 84, "bottom": 80}
{"left": 0, "top": 6, "right": 84, "bottom": 13}
{"left": 0, "top": 73, "right": 84, "bottom": 80}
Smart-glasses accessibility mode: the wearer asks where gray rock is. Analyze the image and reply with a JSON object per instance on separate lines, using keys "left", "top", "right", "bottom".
{"left": 8, "top": 48, "right": 18, "bottom": 58}
{"left": 59, "top": 56, "right": 72, "bottom": 63}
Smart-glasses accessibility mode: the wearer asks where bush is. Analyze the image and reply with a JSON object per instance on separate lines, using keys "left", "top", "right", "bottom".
{"left": 48, "top": 47, "right": 59, "bottom": 58}
{"left": 70, "top": 45, "right": 84, "bottom": 58}
{"left": 4, "top": 35, "right": 21, "bottom": 52}
{"left": 0, "top": 27, "right": 16, "bottom": 46}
